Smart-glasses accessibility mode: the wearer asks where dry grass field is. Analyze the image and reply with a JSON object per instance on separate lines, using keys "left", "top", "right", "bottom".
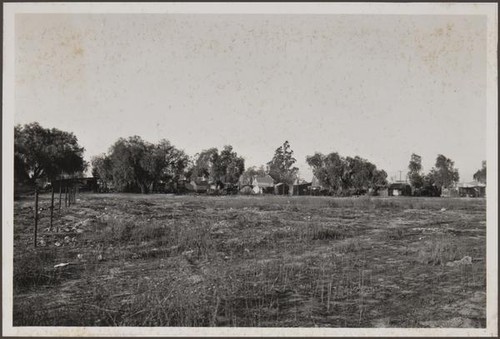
{"left": 13, "top": 194, "right": 486, "bottom": 327}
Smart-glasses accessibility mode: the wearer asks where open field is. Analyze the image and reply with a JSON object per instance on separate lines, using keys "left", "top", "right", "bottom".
{"left": 13, "top": 194, "right": 486, "bottom": 327}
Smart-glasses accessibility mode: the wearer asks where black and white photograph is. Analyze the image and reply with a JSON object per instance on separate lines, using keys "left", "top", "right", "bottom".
{"left": 2, "top": 2, "right": 498, "bottom": 337}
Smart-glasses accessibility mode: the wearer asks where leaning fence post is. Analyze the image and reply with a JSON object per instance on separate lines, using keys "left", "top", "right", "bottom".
{"left": 50, "top": 185, "right": 55, "bottom": 230}
{"left": 34, "top": 186, "right": 39, "bottom": 248}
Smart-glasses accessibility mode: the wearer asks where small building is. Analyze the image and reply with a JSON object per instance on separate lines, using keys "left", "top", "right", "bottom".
{"left": 388, "top": 182, "right": 412, "bottom": 196}
{"left": 274, "top": 182, "right": 291, "bottom": 195}
{"left": 252, "top": 175, "right": 274, "bottom": 194}
{"left": 441, "top": 187, "right": 459, "bottom": 198}
{"left": 457, "top": 181, "right": 486, "bottom": 198}
{"left": 186, "top": 179, "right": 210, "bottom": 193}
{"left": 292, "top": 178, "right": 312, "bottom": 196}
{"left": 310, "top": 176, "right": 324, "bottom": 195}
{"left": 51, "top": 177, "right": 98, "bottom": 193}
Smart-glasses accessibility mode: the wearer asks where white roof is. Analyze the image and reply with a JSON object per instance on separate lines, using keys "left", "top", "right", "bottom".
{"left": 457, "top": 181, "right": 486, "bottom": 188}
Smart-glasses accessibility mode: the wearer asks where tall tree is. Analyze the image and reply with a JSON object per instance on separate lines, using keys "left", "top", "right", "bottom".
{"left": 91, "top": 154, "right": 113, "bottom": 191}
{"left": 108, "top": 136, "right": 150, "bottom": 193}
{"left": 189, "top": 148, "right": 219, "bottom": 181}
{"left": 407, "top": 153, "right": 424, "bottom": 189}
{"left": 473, "top": 160, "right": 486, "bottom": 184}
{"left": 267, "top": 141, "right": 299, "bottom": 191}
{"left": 189, "top": 145, "right": 244, "bottom": 188}
{"left": 14, "top": 122, "right": 87, "bottom": 184}
{"left": 218, "top": 145, "right": 245, "bottom": 185}
{"left": 431, "top": 154, "right": 459, "bottom": 189}
{"left": 307, "top": 152, "right": 343, "bottom": 194}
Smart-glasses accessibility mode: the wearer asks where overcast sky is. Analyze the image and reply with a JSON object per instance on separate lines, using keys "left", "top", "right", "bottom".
{"left": 15, "top": 13, "right": 487, "bottom": 181}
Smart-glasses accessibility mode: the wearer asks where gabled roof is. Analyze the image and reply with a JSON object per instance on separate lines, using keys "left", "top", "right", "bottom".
{"left": 253, "top": 175, "right": 274, "bottom": 187}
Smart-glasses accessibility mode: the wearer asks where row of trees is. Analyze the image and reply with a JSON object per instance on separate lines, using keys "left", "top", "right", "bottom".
{"left": 15, "top": 122, "right": 485, "bottom": 196}
{"left": 408, "top": 153, "right": 460, "bottom": 196}
{"left": 407, "top": 153, "right": 485, "bottom": 196}
{"left": 306, "top": 152, "right": 388, "bottom": 195}
{"left": 92, "top": 138, "right": 247, "bottom": 193}
{"left": 91, "top": 137, "right": 190, "bottom": 194}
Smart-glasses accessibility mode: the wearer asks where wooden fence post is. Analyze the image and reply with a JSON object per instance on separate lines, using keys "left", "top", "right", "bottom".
{"left": 58, "top": 181, "right": 62, "bottom": 212}
{"left": 50, "top": 185, "right": 55, "bottom": 230}
{"left": 68, "top": 185, "right": 72, "bottom": 207}
{"left": 65, "top": 185, "right": 68, "bottom": 207}
{"left": 34, "top": 187, "right": 39, "bottom": 248}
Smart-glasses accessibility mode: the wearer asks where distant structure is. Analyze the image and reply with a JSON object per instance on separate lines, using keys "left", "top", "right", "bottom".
{"left": 292, "top": 178, "right": 312, "bottom": 196}
{"left": 251, "top": 175, "right": 275, "bottom": 194}
{"left": 388, "top": 182, "right": 412, "bottom": 196}
{"left": 457, "top": 181, "right": 486, "bottom": 198}
{"left": 52, "top": 177, "right": 98, "bottom": 193}
{"left": 186, "top": 178, "right": 210, "bottom": 193}
{"left": 310, "top": 176, "right": 323, "bottom": 195}
{"left": 274, "top": 182, "right": 290, "bottom": 196}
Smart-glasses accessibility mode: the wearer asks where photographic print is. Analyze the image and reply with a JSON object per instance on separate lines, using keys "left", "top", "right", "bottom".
{"left": 3, "top": 2, "right": 497, "bottom": 337}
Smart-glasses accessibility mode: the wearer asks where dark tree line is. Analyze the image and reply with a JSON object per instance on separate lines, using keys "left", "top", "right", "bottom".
{"left": 16, "top": 122, "right": 476, "bottom": 197}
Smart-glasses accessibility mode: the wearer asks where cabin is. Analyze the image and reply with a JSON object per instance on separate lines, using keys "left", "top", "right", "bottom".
{"left": 252, "top": 175, "right": 275, "bottom": 194}
{"left": 388, "top": 182, "right": 412, "bottom": 196}
{"left": 457, "top": 181, "right": 486, "bottom": 198}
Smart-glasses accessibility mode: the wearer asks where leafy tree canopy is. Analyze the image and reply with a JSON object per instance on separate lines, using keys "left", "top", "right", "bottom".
{"left": 473, "top": 160, "right": 486, "bottom": 184}
{"left": 407, "top": 153, "right": 424, "bottom": 189}
{"left": 267, "top": 141, "right": 299, "bottom": 186}
{"left": 430, "top": 154, "right": 460, "bottom": 189}
{"left": 189, "top": 145, "right": 245, "bottom": 187}
{"left": 14, "top": 122, "right": 87, "bottom": 184}
{"left": 306, "top": 152, "right": 387, "bottom": 194}
{"left": 97, "top": 136, "right": 188, "bottom": 193}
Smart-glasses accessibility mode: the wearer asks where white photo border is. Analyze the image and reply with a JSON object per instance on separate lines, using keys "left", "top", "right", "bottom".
{"left": 3, "top": 2, "right": 498, "bottom": 337}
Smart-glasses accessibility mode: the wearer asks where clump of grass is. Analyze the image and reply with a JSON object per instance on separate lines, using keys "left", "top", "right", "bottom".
{"left": 417, "top": 237, "right": 466, "bottom": 265}
{"left": 13, "top": 247, "right": 58, "bottom": 291}
{"left": 337, "top": 238, "right": 362, "bottom": 253}
{"left": 386, "top": 228, "right": 406, "bottom": 240}
{"left": 300, "top": 223, "right": 350, "bottom": 241}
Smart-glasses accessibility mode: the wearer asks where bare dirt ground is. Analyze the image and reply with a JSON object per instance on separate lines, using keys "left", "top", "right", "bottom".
{"left": 12, "top": 194, "right": 486, "bottom": 327}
